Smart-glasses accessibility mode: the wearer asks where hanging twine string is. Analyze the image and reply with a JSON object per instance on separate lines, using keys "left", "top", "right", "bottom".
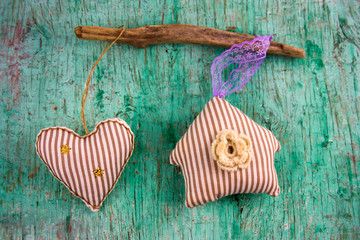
{"left": 81, "top": 25, "right": 126, "bottom": 134}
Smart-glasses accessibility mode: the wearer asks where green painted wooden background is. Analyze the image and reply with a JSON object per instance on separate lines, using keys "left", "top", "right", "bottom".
{"left": 1, "top": 0, "right": 359, "bottom": 239}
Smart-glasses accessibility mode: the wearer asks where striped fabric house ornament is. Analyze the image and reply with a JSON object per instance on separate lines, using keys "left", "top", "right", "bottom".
{"left": 35, "top": 27, "right": 134, "bottom": 211}
{"left": 170, "top": 35, "right": 281, "bottom": 208}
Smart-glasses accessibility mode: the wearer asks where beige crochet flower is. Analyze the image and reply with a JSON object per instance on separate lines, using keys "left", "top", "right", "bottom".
{"left": 211, "top": 129, "right": 252, "bottom": 171}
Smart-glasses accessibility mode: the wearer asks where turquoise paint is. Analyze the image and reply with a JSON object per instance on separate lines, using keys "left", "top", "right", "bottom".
{"left": 0, "top": 0, "right": 359, "bottom": 239}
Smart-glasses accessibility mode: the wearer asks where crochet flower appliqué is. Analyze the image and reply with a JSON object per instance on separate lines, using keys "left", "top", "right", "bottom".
{"left": 211, "top": 129, "right": 252, "bottom": 171}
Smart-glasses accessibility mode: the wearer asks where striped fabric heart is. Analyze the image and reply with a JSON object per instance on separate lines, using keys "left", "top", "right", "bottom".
{"left": 170, "top": 97, "right": 281, "bottom": 208}
{"left": 35, "top": 118, "right": 134, "bottom": 212}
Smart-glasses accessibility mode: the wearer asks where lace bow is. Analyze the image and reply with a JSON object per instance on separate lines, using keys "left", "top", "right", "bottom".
{"left": 211, "top": 35, "right": 272, "bottom": 98}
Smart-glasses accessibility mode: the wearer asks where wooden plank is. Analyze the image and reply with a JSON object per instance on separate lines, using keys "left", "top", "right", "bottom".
{"left": 0, "top": 0, "right": 359, "bottom": 239}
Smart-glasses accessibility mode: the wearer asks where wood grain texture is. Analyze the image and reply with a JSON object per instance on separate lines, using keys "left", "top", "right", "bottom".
{"left": 74, "top": 25, "right": 306, "bottom": 58}
{"left": 0, "top": 0, "right": 359, "bottom": 239}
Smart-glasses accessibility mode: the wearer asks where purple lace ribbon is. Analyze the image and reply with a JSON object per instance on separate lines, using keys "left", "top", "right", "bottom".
{"left": 211, "top": 35, "right": 272, "bottom": 98}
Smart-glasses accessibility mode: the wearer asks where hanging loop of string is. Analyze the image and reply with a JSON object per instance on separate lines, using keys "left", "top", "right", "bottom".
{"left": 81, "top": 25, "right": 126, "bottom": 134}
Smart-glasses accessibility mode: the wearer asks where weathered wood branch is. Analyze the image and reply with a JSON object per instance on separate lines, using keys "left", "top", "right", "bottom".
{"left": 74, "top": 24, "right": 305, "bottom": 58}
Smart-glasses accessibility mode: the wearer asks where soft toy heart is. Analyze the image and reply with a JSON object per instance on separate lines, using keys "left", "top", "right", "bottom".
{"left": 35, "top": 118, "right": 134, "bottom": 212}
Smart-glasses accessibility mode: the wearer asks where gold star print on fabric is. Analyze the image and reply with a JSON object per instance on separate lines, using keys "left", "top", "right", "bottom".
{"left": 60, "top": 144, "right": 71, "bottom": 155}
{"left": 93, "top": 167, "right": 105, "bottom": 177}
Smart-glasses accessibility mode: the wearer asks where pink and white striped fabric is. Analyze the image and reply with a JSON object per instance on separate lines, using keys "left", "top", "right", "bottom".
{"left": 170, "top": 97, "right": 281, "bottom": 208}
{"left": 35, "top": 118, "right": 134, "bottom": 212}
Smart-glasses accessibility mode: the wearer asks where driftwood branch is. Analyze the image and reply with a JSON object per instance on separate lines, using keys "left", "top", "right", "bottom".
{"left": 74, "top": 24, "right": 305, "bottom": 58}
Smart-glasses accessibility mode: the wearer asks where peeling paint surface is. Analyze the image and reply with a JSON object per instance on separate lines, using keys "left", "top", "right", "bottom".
{"left": 0, "top": 0, "right": 359, "bottom": 239}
